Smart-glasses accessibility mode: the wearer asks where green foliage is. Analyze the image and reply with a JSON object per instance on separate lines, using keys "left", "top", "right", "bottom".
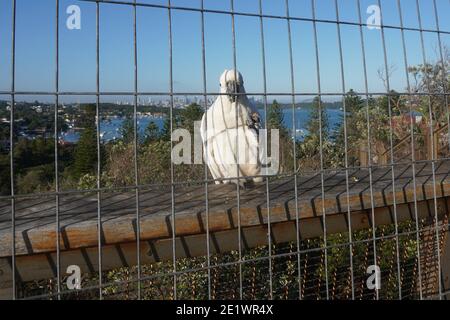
{"left": 160, "top": 116, "right": 174, "bottom": 141}
{"left": 17, "top": 164, "right": 54, "bottom": 194}
{"left": 0, "top": 156, "right": 10, "bottom": 195}
{"left": 119, "top": 117, "right": 135, "bottom": 144}
{"left": 8, "top": 138, "right": 56, "bottom": 194}
{"left": 378, "top": 90, "right": 404, "bottom": 116}
{"left": 180, "top": 103, "right": 203, "bottom": 134}
{"left": 307, "top": 96, "right": 329, "bottom": 139}
{"left": 14, "top": 138, "right": 55, "bottom": 171}
{"left": 267, "top": 100, "right": 294, "bottom": 173}
{"left": 330, "top": 90, "right": 365, "bottom": 167}
{"left": 144, "top": 121, "right": 160, "bottom": 143}
{"left": 298, "top": 96, "right": 334, "bottom": 170}
{"left": 408, "top": 51, "right": 449, "bottom": 124}
{"left": 72, "top": 105, "right": 98, "bottom": 180}
{"left": 267, "top": 100, "right": 285, "bottom": 133}
{"left": 77, "top": 173, "right": 98, "bottom": 190}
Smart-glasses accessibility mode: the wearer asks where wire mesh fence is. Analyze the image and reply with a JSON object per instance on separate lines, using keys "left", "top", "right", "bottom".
{"left": 0, "top": 0, "right": 449, "bottom": 300}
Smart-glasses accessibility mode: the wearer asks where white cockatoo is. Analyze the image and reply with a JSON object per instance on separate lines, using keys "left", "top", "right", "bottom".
{"left": 200, "top": 69, "right": 263, "bottom": 187}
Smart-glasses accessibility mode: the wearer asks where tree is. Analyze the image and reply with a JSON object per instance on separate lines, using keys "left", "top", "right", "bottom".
{"left": 160, "top": 112, "right": 182, "bottom": 141}
{"left": 266, "top": 100, "right": 293, "bottom": 173}
{"left": 120, "top": 118, "right": 135, "bottom": 144}
{"left": 306, "top": 96, "right": 329, "bottom": 140}
{"left": 331, "top": 90, "right": 365, "bottom": 167}
{"left": 72, "top": 104, "right": 98, "bottom": 180}
{"left": 17, "top": 165, "right": 53, "bottom": 194}
{"left": 344, "top": 89, "right": 364, "bottom": 114}
{"left": 298, "top": 96, "right": 332, "bottom": 170}
{"left": 180, "top": 103, "right": 203, "bottom": 134}
{"left": 378, "top": 90, "right": 403, "bottom": 117}
{"left": 144, "top": 121, "right": 160, "bottom": 144}
{"left": 160, "top": 117, "right": 172, "bottom": 141}
{"left": 267, "top": 100, "right": 288, "bottom": 138}
{"left": 0, "top": 155, "right": 10, "bottom": 195}
{"left": 408, "top": 49, "right": 449, "bottom": 125}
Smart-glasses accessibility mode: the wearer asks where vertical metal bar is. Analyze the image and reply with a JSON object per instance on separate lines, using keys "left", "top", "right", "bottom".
{"left": 431, "top": 0, "right": 450, "bottom": 166}
{"left": 10, "top": 0, "right": 16, "bottom": 301}
{"left": 430, "top": 4, "right": 450, "bottom": 298}
{"left": 54, "top": 0, "right": 61, "bottom": 299}
{"left": 356, "top": 0, "right": 379, "bottom": 300}
{"left": 199, "top": 0, "right": 211, "bottom": 300}
{"left": 334, "top": 0, "right": 355, "bottom": 300}
{"left": 257, "top": 0, "right": 273, "bottom": 300}
{"left": 311, "top": 0, "right": 329, "bottom": 300}
{"left": 396, "top": 0, "right": 423, "bottom": 299}
{"left": 167, "top": 0, "right": 177, "bottom": 300}
{"left": 284, "top": 0, "right": 302, "bottom": 300}
{"left": 415, "top": 0, "right": 442, "bottom": 300}
{"left": 229, "top": 0, "right": 243, "bottom": 300}
{"left": 132, "top": 0, "right": 141, "bottom": 300}
{"left": 376, "top": 0, "right": 402, "bottom": 300}
{"left": 95, "top": 0, "right": 103, "bottom": 300}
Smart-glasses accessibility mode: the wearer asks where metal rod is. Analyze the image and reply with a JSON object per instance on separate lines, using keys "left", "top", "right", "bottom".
{"left": 396, "top": 0, "right": 423, "bottom": 299}
{"left": 229, "top": 0, "right": 243, "bottom": 300}
{"left": 95, "top": 0, "right": 103, "bottom": 300}
{"left": 415, "top": 0, "right": 442, "bottom": 300}
{"left": 431, "top": 0, "right": 450, "bottom": 299}
{"left": 431, "top": 0, "right": 450, "bottom": 181}
{"left": 258, "top": 0, "right": 273, "bottom": 300}
{"left": 132, "top": 0, "right": 141, "bottom": 300}
{"left": 10, "top": 0, "right": 17, "bottom": 301}
{"left": 2, "top": 90, "right": 448, "bottom": 96}
{"left": 376, "top": 0, "right": 402, "bottom": 300}
{"left": 311, "top": 0, "right": 329, "bottom": 300}
{"left": 199, "top": 0, "right": 211, "bottom": 300}
{"left": 54, "top": 0, "right": 61, "bottom": 299}
{"left": 334, "top": 0, "right": 355, "bottom": 300}
{"left": 356, "top": 0, "right": 379, "bottom": 300}
{"left": 284, "top": 0, "right": 302, "bottom": 300}
{"left": 167, "top": 0, "right": 177, "bottom": 300}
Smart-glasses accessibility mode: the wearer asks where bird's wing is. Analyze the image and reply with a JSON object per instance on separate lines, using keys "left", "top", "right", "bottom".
{"left": 206, "top": 137, "right": 226, "bottom": 182}
{"left": 201, "top": 104, "right": 225, "bottom": 182}
{"left": 236, "top": 99, "right": 261, "bottom": 136}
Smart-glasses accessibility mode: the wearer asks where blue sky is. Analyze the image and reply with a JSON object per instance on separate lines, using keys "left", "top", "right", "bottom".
{"left": 0, "top": 0, "right": 449, "bottom": 103}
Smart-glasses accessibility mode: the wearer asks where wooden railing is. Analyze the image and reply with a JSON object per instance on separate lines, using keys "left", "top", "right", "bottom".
{"left": 0, "top": 162, "right": 450, "bottom": 299}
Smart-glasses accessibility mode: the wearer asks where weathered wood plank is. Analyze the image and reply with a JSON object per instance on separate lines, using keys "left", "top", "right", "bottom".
{"left": 0, "top": 162, "right": 449, "bottom": 258}
{"left": 0, "top": 196, "right": 448, "bottom": 299}
{"left": 0, "top": 161, "right": 449, "bottom": 299}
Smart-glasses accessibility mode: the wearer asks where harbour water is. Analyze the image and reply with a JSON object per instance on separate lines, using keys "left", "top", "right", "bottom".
{"left": 60, "top": 108, "right": 343, "bottom": 143}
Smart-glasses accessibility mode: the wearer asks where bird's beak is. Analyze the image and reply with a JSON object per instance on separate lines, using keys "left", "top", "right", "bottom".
{"left": 226, "top": 81, "right": 240, "bottom": 103}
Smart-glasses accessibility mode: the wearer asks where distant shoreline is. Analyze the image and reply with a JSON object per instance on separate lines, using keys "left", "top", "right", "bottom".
{"left": 0, "top": 99, "right": 344, "bottom": 111}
